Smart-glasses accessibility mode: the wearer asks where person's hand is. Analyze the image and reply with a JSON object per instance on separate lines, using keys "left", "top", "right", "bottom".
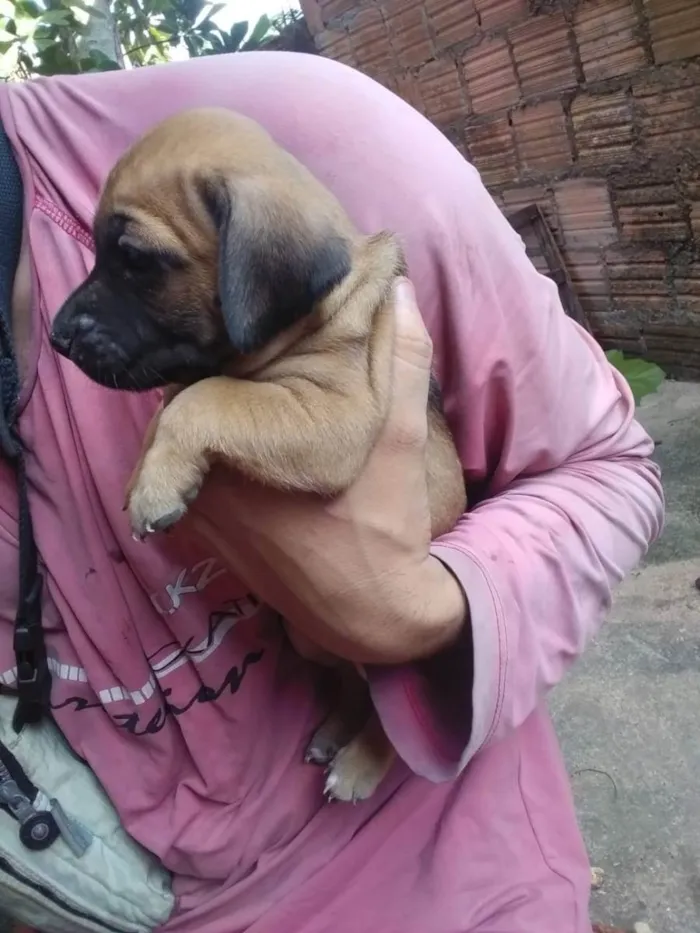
{"left": 185, "top": 279, "right": 467, "bottom": 665}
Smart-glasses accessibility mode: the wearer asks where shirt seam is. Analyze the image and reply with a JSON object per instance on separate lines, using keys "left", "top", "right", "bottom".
{"left": 34, "top": 195, "right": 95, "bottom": 253}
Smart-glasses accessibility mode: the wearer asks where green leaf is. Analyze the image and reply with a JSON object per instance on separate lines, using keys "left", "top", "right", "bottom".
{"left": 34, "top": 33, "right": 59, "bottom": 49}
{"left": 61, "top": 0, "right": 104, "bottom": 15}
{"left": 36, "top": 43, "right": 79, "bottom": 73}
{"left": 182, "top": 0, "right": 205, "bottom": 21}
{"left": 227, "top": 19, "right": 247, "bottom": 50}
{"left": 606, "top": 350, "right": 665, "bottom": 404}
{"left": 15, "top": 0, "right": 42, "bottom": 18}
{"left": 241, "top": 13, "right": 270, "bottom": 50}
{"left": 39, "top": 9, "right": 73, "bottom": 25}
{"left": 14, "top": 17, "right": 38, "bottom": 39}
{"left": 195, "top": 1, "right": 224, "bottom": 26}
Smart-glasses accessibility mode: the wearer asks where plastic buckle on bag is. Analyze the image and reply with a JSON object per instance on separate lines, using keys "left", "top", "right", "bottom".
{"left": 13, "top": 573, "right": 50, "bottom": 730}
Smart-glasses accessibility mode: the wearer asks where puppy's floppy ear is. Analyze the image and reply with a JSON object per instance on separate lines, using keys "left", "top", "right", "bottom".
{"left": 201, "top": 176, "right": 352, "bottom": 355}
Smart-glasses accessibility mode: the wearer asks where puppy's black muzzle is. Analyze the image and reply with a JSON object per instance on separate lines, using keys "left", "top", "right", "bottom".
{"left": 50, "top": 279, "right": 226, "bottom": 392}
{"left": 50, "top": 309, "right": 129, "bottom": 372}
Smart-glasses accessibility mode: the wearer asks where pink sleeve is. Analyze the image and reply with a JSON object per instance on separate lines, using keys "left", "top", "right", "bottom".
{"left": 370, "top": 177, "right": 664, "bottom": 782}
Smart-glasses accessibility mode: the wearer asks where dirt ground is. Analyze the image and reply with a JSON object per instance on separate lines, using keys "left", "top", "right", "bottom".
{"left": 552, "top": 380, "right": 700, "bottom": 933}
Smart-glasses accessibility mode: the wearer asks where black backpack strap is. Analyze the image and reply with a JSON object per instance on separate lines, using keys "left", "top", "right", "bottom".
{"left": 0, "top": 119, "right": 51, "bottom": 731}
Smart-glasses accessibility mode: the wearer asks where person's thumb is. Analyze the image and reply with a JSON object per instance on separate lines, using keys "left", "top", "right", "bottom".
{"left": 382, "top": 277, "right": 433, "bottom": 451}
{"left": 394, "top": 278, "right": 433, "bottom": 373}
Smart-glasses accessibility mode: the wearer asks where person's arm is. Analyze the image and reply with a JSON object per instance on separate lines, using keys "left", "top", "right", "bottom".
{"left": 369, "top": 181, "right": 664, "bottom": 782}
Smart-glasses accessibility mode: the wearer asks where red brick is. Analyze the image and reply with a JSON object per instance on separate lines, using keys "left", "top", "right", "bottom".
{"left": 318, "top": 0, "right": 359, "bottom": 26}
{"left": 517, "top": 231, "right": 551, "bottom": 274}
{"left": 611, "top": 287, "right": 672, "bottom": 313}
{"left": 299, "top": 0, "right": 324, "bottom": 35}
{"left": 634, "top": 80, "right": 700, "bottom": 153}
{"left": 394, "top": 72, "right": 423, "bottom": 111}
{"left": 370, "top": 71, "right": 400, "bottom": 94}
{"left": 417, "top": 58, "right": 467, "bottom": 126}
{"left": 512, "top": 100, "right": 572, "bottom": 172}
{"left": 501, "top": 185, "right": 550, "bottom": 227}
{"left": 673, "top": 260, "right": 700, "bottom": 311}
{"left": 315, "top": 27, "right": 356, "bottom": 65}
{"left": 389, "top": 3, "right": 434, "bottom": 68}
{"left": 501, "top": 184, "right": 549, "bottom": 207}
{"left": 606, "top": 246, "right": 671, "bottom": 311}
{"left": 465, "top": 116, "right": 519, "bottom": 186}
{"left": 500, "top": 188, "right": 555, "bottom": 272}
{"left": 575, "top": 0, "right": 646, "bottom": 82}
{"left": 554, "top": 179, "right": 616, "bottom": 248}
{"left": 346, "top": 7, "right": 394, "bottom": 72}
{"left": 565, "top": 251, "right": 611, "bottom": 314}
{"left": 571, "top": 90, "right": 634, "bottom": 164}
{"left": 692, "top": 202, "right": 700, "bottom": 238}
{"left": 491, "top": 191, "right": 506, "bottom": 210}
{"left": 509, "top": 12, "right": 577, "bottom": 97}
{"left": 382, "top": 0, "right": 421, "bottom": 13}
{"left": 444, "top": 131, "right": 469, "bottom": 160}
{"left": 645, "top": 0, "right": 700, "bottom": 65}
{"left": 615, "top": 182, "right": 688, "bottom": 241}
{"left": 462, "top": 37, "right": 520, "bottom": 114}
{"left": 424, "top": 0, "right": 480, "bottom": 50}
{"left": 500, "top": 183, "right": 562, "bottom": 241}
{"left": 606, "top": 246, "right": 668, "bottom": 277}
{"left": 690, "top": 181, "right": 700, "bottom": 238}
{"left": 475, "top": 0, "right": 528, "bottom": 31}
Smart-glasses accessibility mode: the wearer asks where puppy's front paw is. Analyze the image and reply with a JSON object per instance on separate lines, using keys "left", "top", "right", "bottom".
{"left": 127, "top": 447, "right": 204, "bottom": 540}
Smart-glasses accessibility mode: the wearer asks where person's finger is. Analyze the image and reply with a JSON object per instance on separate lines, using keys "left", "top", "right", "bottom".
{"left": 381, "top": 278, "right": 433, "bottom": 452}
{"left": 393, "top": 278, "right": 433, "bottom": 371}
{"left": 342, "top": 277, "right": 433, "bottom": 532}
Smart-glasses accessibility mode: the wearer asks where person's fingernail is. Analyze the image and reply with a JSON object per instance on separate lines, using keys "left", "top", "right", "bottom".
{"left": 395, "top": 277, "right": 415, "bottom": 308}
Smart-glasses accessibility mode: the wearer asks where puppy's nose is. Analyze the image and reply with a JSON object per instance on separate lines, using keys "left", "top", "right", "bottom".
{"left": 50, "top": 313, "right": 95, "bottom": 356}
{"left": 49, "top": 328, "right": 72, "bottom": 355}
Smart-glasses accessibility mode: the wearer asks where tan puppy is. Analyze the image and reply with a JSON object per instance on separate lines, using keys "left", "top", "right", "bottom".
{"left": 50, "top": 108, "right": 467, "bottom": 802}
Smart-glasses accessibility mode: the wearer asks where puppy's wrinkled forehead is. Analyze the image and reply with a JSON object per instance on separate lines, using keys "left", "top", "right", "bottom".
{"left": 97, "top": 107, "right": 350, "bottom": 245}
{"left": 88, "top": 108, "right": 357, "bottom": 359}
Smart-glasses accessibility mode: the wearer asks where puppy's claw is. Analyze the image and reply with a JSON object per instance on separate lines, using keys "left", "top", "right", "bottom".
{"left": 305, "top": 713, "right": 357, "bottom": 767}
{"left": 323, "top": 769, "right": 360, "bottom": 805}
{"left": 129, "top": 504, "right": 188, "bottom": 541}
{"left": 149, "top": 508, "right": 186, "bottom": 533}
{"left": 305, "top": 735, "right": 342, "bottom": 767}
{"left": 126, "top": 456, "right": 203, "bottom": 541}
{"left": 321, "top": 738, "right": 391, "bottom": 804}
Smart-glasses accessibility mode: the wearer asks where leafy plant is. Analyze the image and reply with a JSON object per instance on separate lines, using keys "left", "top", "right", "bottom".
{"left": 606, "top": 350, "right": 666, "bottom": 405}
{"left": 0, "top": 0, "right": 279, "bottom": 79}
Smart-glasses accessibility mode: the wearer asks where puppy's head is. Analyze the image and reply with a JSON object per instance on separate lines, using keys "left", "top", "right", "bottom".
{"left": 50, "top": 108, "right": 354, "bottom": 390}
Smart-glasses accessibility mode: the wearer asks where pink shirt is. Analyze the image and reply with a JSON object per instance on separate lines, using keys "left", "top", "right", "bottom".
{"left": 0, "top": 52, "right": 663, "bottom": 933}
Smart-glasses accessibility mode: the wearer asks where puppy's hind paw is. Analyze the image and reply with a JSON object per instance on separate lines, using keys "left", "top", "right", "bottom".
{"left": 305, "top": 713, "right": 355, "bottom": 767}
{"left": 323, "top": 742, "right": 389, "bottom": 804}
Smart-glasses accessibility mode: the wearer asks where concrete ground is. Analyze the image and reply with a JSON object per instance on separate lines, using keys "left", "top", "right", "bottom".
{"left": 1, "top": 382, "right": 697, "bottom": 933}
{"left": 552, "top": 380, "right": 700, "bottom": 933}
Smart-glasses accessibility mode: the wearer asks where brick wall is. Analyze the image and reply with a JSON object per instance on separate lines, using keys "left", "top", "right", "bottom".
{"left": 300, "top": 0, "right": 700, "bottom": 378}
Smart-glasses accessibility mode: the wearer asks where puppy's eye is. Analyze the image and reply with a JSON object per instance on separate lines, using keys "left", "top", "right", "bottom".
{"left": 118, "top": 236, "right": 154, "bottom": 272}
{"left": 116, "top": 234, "right": 184, "bottom": 272}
